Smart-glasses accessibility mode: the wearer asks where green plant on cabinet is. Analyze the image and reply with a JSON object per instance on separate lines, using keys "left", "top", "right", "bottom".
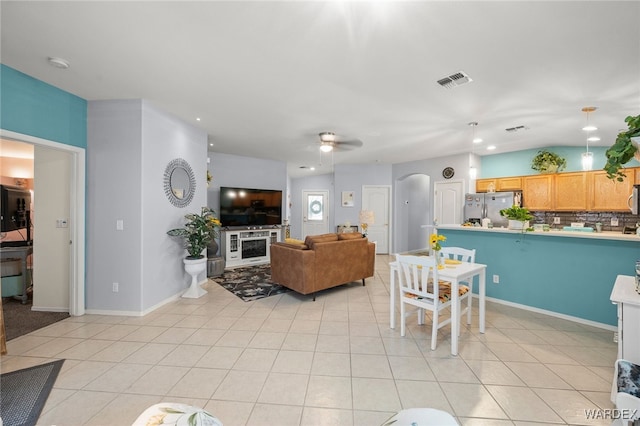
{"left": 604, "top": 114, "right": 640, "bottom": 182}
{"left": 531, "top": 149, "right": 567, "bottom": 173}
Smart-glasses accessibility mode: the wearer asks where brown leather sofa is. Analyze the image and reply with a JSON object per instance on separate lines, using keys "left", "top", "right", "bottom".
{"left": 270, "top": 233, "right": 376, "bottom": 300}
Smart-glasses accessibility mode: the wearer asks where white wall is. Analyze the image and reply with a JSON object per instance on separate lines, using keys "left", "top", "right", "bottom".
{"left": 392, "top": 153, "right": 472, "bottom": 252}
{"left": 33, "top": 146, "right": 71, "bottom": 311}
{"left": 333, "top": 163, "right": 393, "bottom": 229}
{"left": 87, "top": 99, "right": 207, "bottom": 314}
{"left": 141, "top": 101, "right": 208, "bottom": 310}
{"left": 207, "top": 152, "right": 288, "bottom": 212}
{"left": 289, "top": 173, "right": 333, "bottom": 239}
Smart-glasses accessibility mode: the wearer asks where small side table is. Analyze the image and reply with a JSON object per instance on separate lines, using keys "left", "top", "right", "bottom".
{"left": 207, "top": 256, "right": 225, "bottom": 278}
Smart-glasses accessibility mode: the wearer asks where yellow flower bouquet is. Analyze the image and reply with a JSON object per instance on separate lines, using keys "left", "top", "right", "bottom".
{"left": 430, "top": 233, "right": 446, "bottom": 251}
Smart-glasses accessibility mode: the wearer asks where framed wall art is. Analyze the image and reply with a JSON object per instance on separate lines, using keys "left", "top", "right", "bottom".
{"left": 342, "top": 191, "right": 354, "bottom": 207}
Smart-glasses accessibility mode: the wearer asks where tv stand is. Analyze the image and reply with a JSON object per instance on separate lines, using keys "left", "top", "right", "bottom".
{"left": 222, "top": 228, "right": 282, "bottom": 268}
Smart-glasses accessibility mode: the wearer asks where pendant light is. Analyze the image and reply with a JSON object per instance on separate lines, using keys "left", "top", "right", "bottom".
{"left": 581, "top": 107, "right": 597, "bottom": 171}
{"left": 469, "top": 122, "right": 478, "bottom": 179}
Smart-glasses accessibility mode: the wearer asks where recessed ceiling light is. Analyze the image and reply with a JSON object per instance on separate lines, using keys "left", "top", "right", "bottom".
{"left": 196, "top": 117, "right": 201, "bottom": 121}
{"left": 473, "top": 138, "right": 483, "bottom": 144}
{"left": 587, "top": 136, "right": 600, "bottom": 142}
{"left": 310, "top": 167, "right": 315, "bottom": 171}
{"left": 47, "top": 57, "right": 70, "bottom": 69}
{"left": 209, "top": 143, "right": 214, "bottom": 147}
{"left": 582, "top": 125, "right": 598, "bottom": 131}
{"left": 487, "top": 145, "right": 496, "bottom": 151}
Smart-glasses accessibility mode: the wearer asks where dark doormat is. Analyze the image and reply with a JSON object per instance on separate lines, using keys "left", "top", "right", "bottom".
{"left": 0, "top": 359, "right": 65, "bottom": 426}
{"left": 2, "top": 295, "right": 70, "bottom": 341}
{"left": 213, "top": 264, "right": 291, "bottom": 302}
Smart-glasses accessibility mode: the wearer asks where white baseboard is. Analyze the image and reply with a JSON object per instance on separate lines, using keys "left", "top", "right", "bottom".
{"left": 31, "top": 306, "right": 68, "bottom": 313}
{"left": 85, "top": 292, "right": 182, "bottom": 317}
{"left": 480, "top": 295, "right": 617, "bottom": 332}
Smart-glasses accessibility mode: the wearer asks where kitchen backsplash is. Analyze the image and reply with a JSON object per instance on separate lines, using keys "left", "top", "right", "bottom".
{"left": 531, "top": 211, "right": 640, "bottom": 233}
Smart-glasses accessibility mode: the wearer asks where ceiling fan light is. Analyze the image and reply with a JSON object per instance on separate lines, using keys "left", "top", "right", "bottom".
{"left": 320, "top": 143, "right": 333, "bottom": 153}
{"left": 319, "top": 132, "right": 336, "bottom": 142}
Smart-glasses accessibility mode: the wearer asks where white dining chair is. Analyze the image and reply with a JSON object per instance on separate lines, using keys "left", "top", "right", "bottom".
{"left": 395, "top": 254, "right": 471, "bottom": 350}
{"left": 439, "top": 247, "right": 476, "bottom": 328}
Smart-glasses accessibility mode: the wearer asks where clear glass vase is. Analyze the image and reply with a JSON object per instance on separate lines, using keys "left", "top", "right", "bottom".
{"left": 434, "top": 250, "right": 441, "bottom": 267}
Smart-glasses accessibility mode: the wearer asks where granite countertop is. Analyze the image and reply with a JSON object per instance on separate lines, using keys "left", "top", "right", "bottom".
{"left": 436, "top": 224, "right": 640, "bottom": 242}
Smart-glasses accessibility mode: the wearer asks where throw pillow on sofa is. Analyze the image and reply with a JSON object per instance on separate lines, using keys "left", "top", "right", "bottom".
{"left": 338, "top": 233, "right": 363, "bottom": 241}
{"left": 304, "top": 233, "right": 339, "bottom": 249}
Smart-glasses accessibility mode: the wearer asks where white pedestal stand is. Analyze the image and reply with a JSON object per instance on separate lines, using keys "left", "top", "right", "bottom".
{"left": 182, "top": 257, "right": 207, "bottom": 298}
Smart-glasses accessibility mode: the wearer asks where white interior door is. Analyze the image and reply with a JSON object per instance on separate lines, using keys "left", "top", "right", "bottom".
{"left": 362, "top": 185, "right": 391, "bottom": 254}
{"left": 302, "top": 190, "right": 329, "bottom": 238}
{"left": 434, "top": 180, "right": 464, "bottom": 225}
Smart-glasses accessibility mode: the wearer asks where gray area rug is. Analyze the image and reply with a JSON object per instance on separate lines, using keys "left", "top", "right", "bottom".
{"left": 2, "top": 296, "right": 70, "bottom": 341}
{"left": 0, "top": 359, "right": 65, "bottom": 426}
{"left": 213, "top": 264, "right": 291, "bottom": 302}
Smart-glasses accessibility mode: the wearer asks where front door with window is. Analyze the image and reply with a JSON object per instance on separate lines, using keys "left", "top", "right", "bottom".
{"left": 302, "top": 190, "right": 329, "bottom": 238}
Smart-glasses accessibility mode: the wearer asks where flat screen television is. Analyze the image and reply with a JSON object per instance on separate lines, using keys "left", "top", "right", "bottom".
{"left": 1, "top": 184, "right": 31, "bottom": 233}
{"left": 219, "top": 187, "right": 283, "bottom": 227}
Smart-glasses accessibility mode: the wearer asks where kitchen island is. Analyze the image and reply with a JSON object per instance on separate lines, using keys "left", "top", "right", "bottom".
{"left": 436, "top": 225, "right": 640, "bottom": 328}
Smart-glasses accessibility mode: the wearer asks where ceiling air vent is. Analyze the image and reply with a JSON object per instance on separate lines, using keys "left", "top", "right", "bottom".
{"left": 437, "top": 71, "right": 473, "bottom": 89}
{"left": 505, "top": 125, "right": 529, "bottom": 133}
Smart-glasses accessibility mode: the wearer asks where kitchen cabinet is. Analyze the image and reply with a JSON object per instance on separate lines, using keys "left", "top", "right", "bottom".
{"left": 475, "top": 179, "right": 496, "bottom": 192}
{"left": 497, "top": 177, "right": 522, "bottom": 191}
{"left": 635, "top": 167, "right": 640, "bottom": 185}
{"left": 554, "top": 172, "right": 588, "bottom": 210}
{"left": 476, "top": 177, "right": 522, "bottom": 192}
{"left": 590, "top": 170, "right": 634, "bottom": 211}
{"left": 522, "top": 175, "right": 553, "bottom": 210}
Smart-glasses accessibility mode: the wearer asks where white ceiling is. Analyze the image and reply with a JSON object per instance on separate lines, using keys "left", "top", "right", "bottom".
{"left": 2, "top": 1, "right": 638, "bottom": 177}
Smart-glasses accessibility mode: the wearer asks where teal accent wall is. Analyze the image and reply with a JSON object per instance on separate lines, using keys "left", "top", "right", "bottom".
{"left": 442, "top": 229, "right": 638, "bottom": 326}
{"left": 480, "top": 146, "right": 640, "bottom": 178}
{"left": 0, "top": 64, "right": 87, "bottom": 147}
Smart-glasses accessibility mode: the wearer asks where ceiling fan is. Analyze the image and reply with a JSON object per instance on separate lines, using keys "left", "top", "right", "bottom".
{"left": 317, "top": 132, "right": 364, "bottom": 152}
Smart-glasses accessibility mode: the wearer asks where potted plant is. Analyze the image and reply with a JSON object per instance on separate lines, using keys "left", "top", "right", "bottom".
{"left": 499, "top": 205, "right": 533, "bottom": 230}
{"left": 167, "top": 207, "right": 221, "bottom": 298}
{"left": 531, "top": 149, "right": 567, "bottom": 174}
{"left": 604, "top": 114, "right": 640, "bottom": 182}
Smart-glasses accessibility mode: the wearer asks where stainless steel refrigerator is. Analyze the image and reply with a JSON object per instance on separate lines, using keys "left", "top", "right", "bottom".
{"left": 463, "top": 192, "right": 522, "bottom": 228}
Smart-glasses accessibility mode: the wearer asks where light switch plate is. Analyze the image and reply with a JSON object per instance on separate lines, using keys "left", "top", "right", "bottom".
{"left": 611, "top": 217, "right": 619, "bottom": 226}
{"left": 56, "top": 219, "right": 68, "bottom": 228}
{"left": 116, "top": 219, "right": 124, "bottom": 231}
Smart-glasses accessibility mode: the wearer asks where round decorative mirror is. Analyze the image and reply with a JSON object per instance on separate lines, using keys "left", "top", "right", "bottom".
{"left": 163, "top": 158, "right": 196, "bottom": 208}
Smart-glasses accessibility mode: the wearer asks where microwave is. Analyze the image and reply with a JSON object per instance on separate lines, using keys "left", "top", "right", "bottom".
{"left": 629, "top": 185, "right": 640, "bottom": 215}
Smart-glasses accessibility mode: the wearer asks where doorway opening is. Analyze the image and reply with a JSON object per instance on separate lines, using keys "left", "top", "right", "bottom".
{"left": 1, "top": 130, "right": 86, "bottom": 322}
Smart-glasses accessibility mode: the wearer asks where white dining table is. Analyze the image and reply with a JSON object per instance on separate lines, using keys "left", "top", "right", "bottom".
{"left": 389, "top": 256, "right": 486, "bottom": 356}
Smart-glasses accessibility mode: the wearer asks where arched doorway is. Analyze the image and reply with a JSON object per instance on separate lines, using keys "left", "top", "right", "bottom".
{"left": 394, "top": 173, "right": 430, "bottom": 253}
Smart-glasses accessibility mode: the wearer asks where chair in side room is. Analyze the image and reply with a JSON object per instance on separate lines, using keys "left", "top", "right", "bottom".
{"left": 396, "top": 254, "right": 470, "bottom": 350}
{"left": 439, "top": 247, "right": 476, "bottom": 328}
{"left": 611, "top": 359, "right": 640, "bottom": 426}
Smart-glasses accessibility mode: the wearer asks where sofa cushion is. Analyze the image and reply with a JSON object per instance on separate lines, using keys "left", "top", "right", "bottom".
{"left": 275, "top": 241, "right": 309, "bottom": 250}
{"left": 338, "top": 233, "right": 363, "bottom": 241}
{"left": 304, "top": 233, "right": 339, "bottom": 249}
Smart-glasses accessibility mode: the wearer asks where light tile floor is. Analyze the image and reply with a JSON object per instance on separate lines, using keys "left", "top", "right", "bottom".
{"left": 1, "top": 255, "right": 618, "bottom": 426}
